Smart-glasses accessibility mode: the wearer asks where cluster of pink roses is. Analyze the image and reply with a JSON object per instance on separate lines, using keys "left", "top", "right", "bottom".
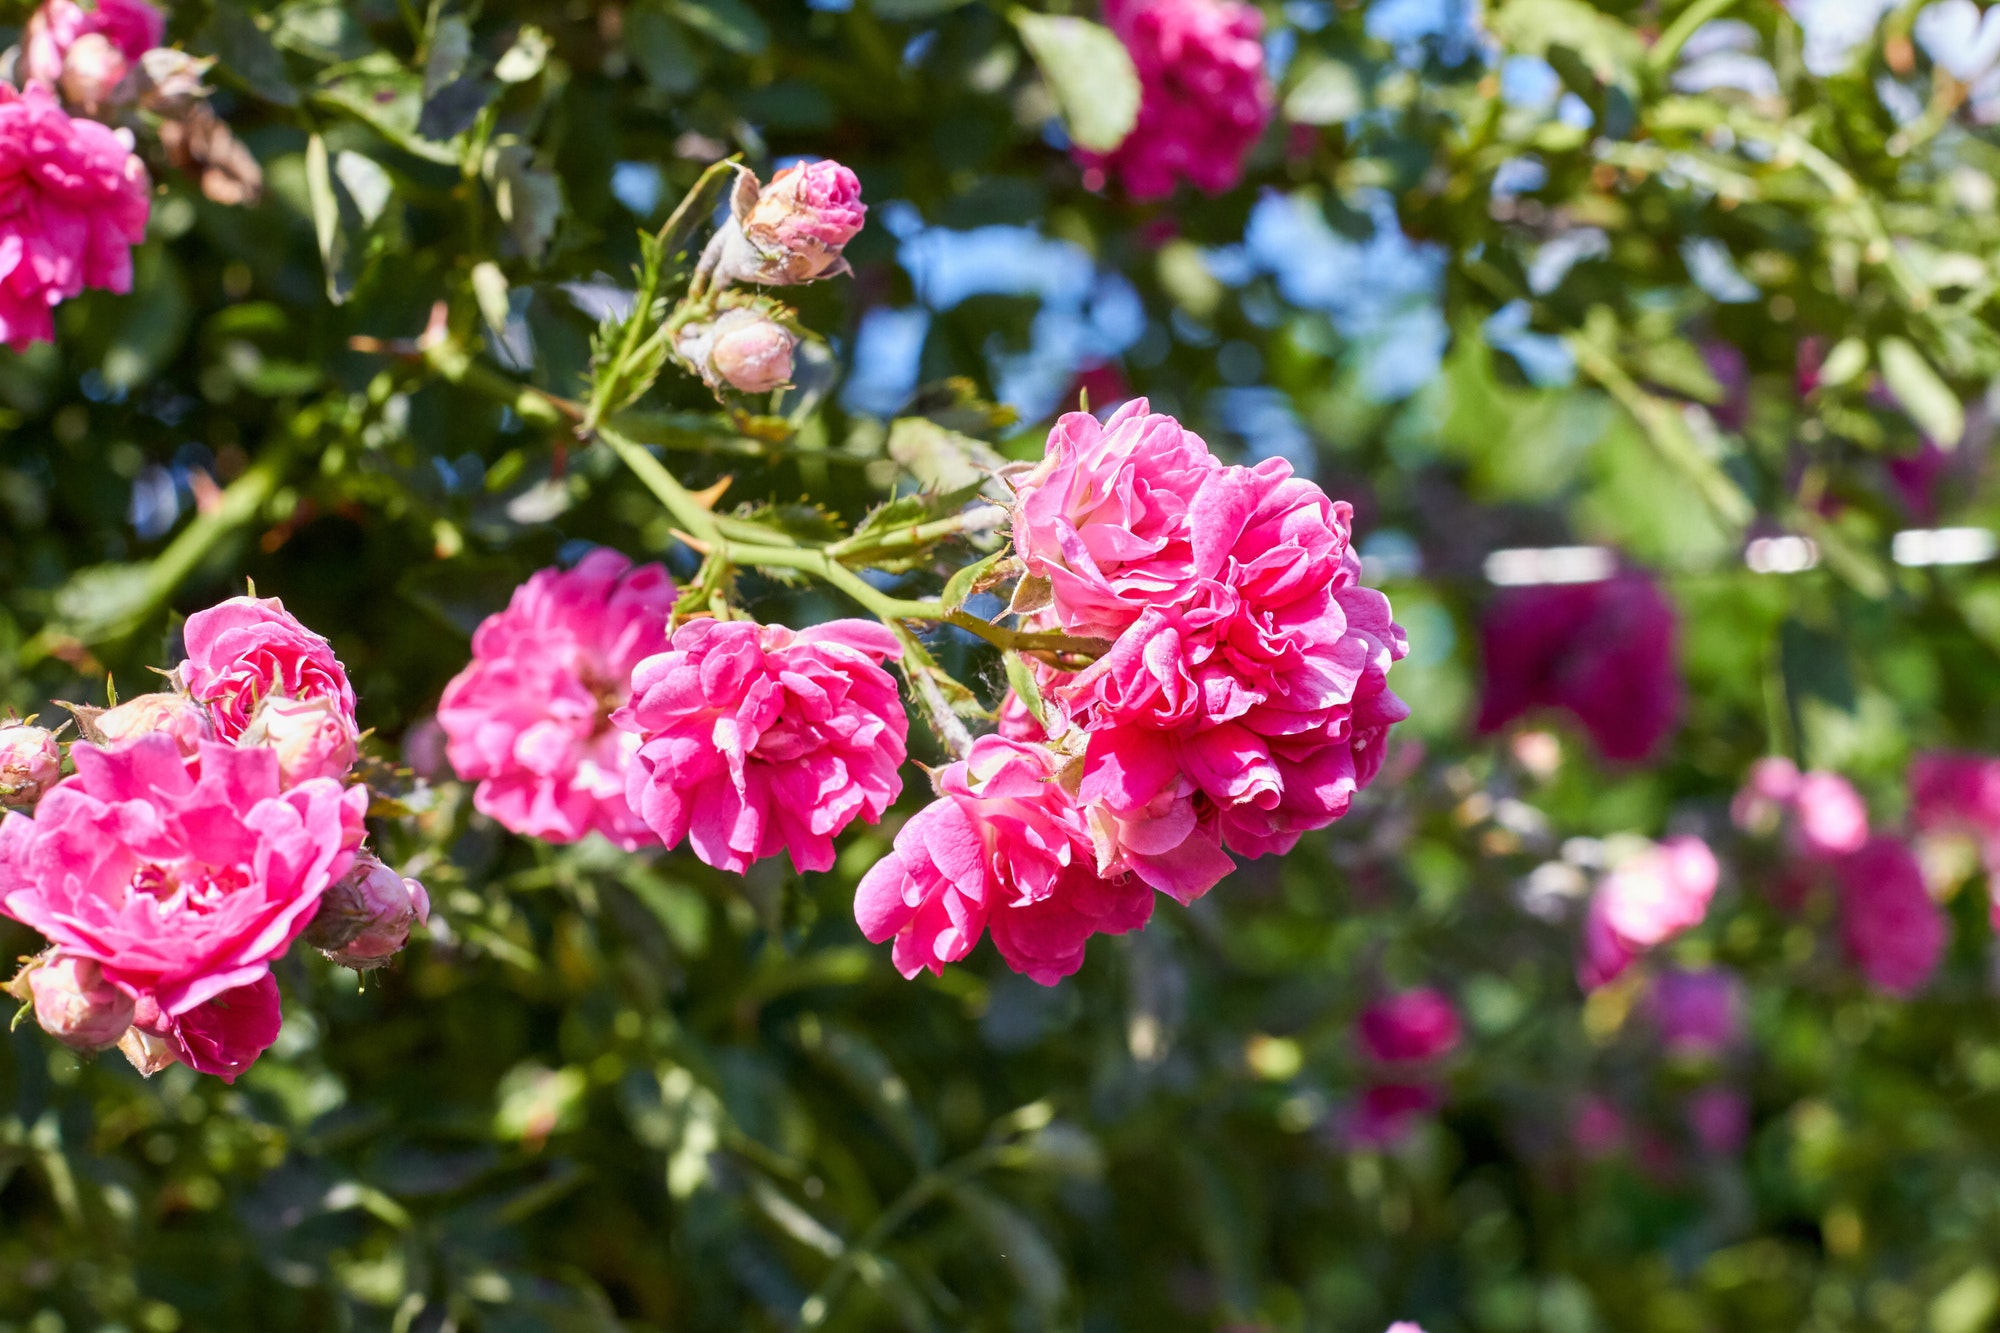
{"left": 1577, "top": 835, "right": 1719, "bottom": 990}
{"left": 437, "top": 548, "right": 911, "bottom": 878}
{"left": 0, "top": 597, "right": 427, "bottom": 1081}
{"left": 1348, "top": 987, "right": 1460, "bottom": 1147}
{"left": 859, "top": 399, "right": 1409, "bottom": 982}
{"left": 1076, "top": 0, "right": 1275, "bottom": 199}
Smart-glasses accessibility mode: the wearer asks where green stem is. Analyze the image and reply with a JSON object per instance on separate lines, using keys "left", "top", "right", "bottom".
{"left": 1650, "top": 0, "right": 1736, "bottom": 71}
{"left": 826, "top": 504, "right": 1009, "bottom": 560}
{"left": 596, "top": 422, "right": 726, "bottom": 545}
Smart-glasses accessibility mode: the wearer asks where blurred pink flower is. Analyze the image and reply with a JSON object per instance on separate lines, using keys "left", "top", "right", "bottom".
{"left": 1476, "top": 569, "right": 1681, "bottom": 763}
{"left": 438, "top": 550, "right": 675, "bottom": 850}
{"left": 1347, "top": 1081, "right": 1442, "bottom": 1148}
{"left": 0, "top": 736, "right": 366, "bottom": 1021}
{"left": 1573, "top": 1095, "right": 1626, "bottom": 1159}
{"left": 1011, "top": 397, "right": 1220, "bottom": 638}
{"left": 1910, "top": 750, "right": 2000, "bottom": 842}
{"left": 1076, "top": 0, "right": 1274, "bottom": 200}
{"left": 1646, "top": 967, "right": 1743, "bottom": 1056}
{"left": 1733, "top": 757, "right": 1868, "bottom": 858}
{"left": 1357, "top": 987, "right": 1461, "bottom": 1064}
{"left": 1837, "top": 836, "right": 1946, "bottom": 996}
{"left": 854, "top": 736, "right": 1152, "bottom": 983}
{"left": 22, "top": 0, "right": 163, "bottom": 88}
{"left": 179, "top": 595, "right": 357, "bottom": 742}
{"left": 1686, "top": 1086, "right": 1750, "bottom": 1155}
{"left": 1578, "top": 836, "right": 1718, "bottom": 990}
{"left": 616, "top": 618, "right": 907, "bottom": 874}
{"left": 0, "top": 82, "right": 150, "bottom": 351}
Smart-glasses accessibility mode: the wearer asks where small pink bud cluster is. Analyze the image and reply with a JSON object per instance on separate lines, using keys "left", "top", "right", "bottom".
{"left": 698, "top": 160, "right": 867, "bottom": 291}
{"left": 1349, "top": 988, "right": 1460, "bottom": 1148}
{"left": 858, "top": 399, "right": 1409, "bottom": 985}
{"left": 1732, "top": 758, "right": 1949, "bottom": 996}
{"left": 0, "top": 595, "right": 427, "bottom": 1081}
{"left": 0, "top": 723, "right": 62, "bottom": 805}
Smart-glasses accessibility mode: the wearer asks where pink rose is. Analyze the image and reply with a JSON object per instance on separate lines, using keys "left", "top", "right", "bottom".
{"left": 1577, "top": 836, "right": 1718, "bottom": 990}
{"left": 24, "top": 0, "right": 163, "bottom": 86}
{"left": 28, "top": 952, "right": 134, "bottom": 1051}
{"left": 854, "top": 736, "right": 1152, "bottom": 984}
{"left": 303, "top": 852, "right": 429, "bottom": 970}
{"left": 0, "top": 82, "right": 150, "bottom": 351}
{"left": 1837, "top": 836, "right": 1946, "bottom": 996}
{"left": 1645, "top": 967, "right": 1743, "bottom": 1056}
{"left": 438, "top": 549, "right": 675, "bottom": 851}
{"left": 1731, "top": 757, "right": 1868, "bottom": 858}
{"left": 178, "top": 594, "right": 357, "bottom": 741}
{"left": 1010, "top": 398, "right": 1221, "bottom": 638}
{"left": 700, "top": 159, "right": 867, "bottom": 288}
{"left": 1357, "top": 987, "right": 1461, "bottom": 1064}
{"left": 1073, "top": 0, "right": 1274, "bottom": 200}
{"left": 0, "top": 735, "right": 367, "bottom": 1019}
{"left": 615, "top": 618, "right": 908, "bottom": 874}
{"left": 238, "top": 693, "right": 359, "bottom": 788}
{"left": 0, "top": 723, "right": 62, "bottom": 805}
{"left": 137, "top": 973, "right": 282, "bottom": 1083}
{"left": 1476, "top": 569, "right": 1682, "bottom": 763}
{"left": 59, "top": 33, "right": 128, "bottom": 117}
{"left": 1346, "top": 1081, "right": 1441, "bottom": 1148}
{"left": 75, "top": 690, "right": 215, "bottom": 756}
{"left": 1910, "top": 750, "right": 2000, "bottom": 840}
{"left": 1063, "top": 457, "right": 1409, "bottom": 891}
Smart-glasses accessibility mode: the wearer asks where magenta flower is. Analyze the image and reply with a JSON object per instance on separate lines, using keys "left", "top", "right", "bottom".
{"left": 855, "top": 737, "right": 1152, "bottom": 983}
{"left": 22, "top": 0, "right": 164, "bottom": 89}
{"left": 1346, "top": 1081, "right": 1443, "bottom": 1148}
{"left": 0, "top": 81, "right": 150, "bottom": 351}
{"left": 438, "top": 550, "right": 675, "bottom": 850}
{"left": 1910, "top": 750, "right": 2000, "bottom": 843}
{"left": 1645, "top": 967, "right": 1743, "bottom": 1056}
{"left": 1577, "top": 836, "right": 1718, "bottom": 990}
{"left": 1732, "top": 756, "right": 1868, "bottom": 859}
{"left": 139, "top": 973, "right": 283, "bottom": 1083}
{"left": 1076, "top": 0, "right": 1274, "bottom": 200}
{"left": 1837, "top": 836, "right": 1946, "bottom": 996}
{"left": 0, "top": 723, "right": 62, "bottom": 805}
{"left": 1010, "top": 398, "right": 1221, "bottom": 638}
{"left": 1357, "top": 987, "right": 1461, "bottom": 1064}
{"left": 0, "top": 736, "right": 367, "bottom": 1020}
{"left": 1063, "top": 458, "right": 1409, "bottom": 894}
{"left": 179, "top": 594, "right": 357, "bottom": 742}
{"left": 616, "top": 618, "right": 907, "bottom": 874}
{"left": 1476, "top": 569, "right": 1681, "bottom": 763}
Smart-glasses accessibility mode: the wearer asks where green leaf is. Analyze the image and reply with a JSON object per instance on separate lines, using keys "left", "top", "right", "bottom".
{"left": 940, "top": 549, "right": 1012, "bottom": 616}
{"left": 735, "top": 502, "right": 848, "bottom": 544}
{"left": 627, "top": 3, "right": 704, "bottom": 93}
{"left": 887, "top": 417, "right": 1007, "bottom": 494}
{"left": 483, "top": 139, "right": 565, "bottom": 264}
{"left": 952, "top": 1187, "right": 1066, "bottom": 1318}
{"left": 304, "top": 139, "right": 396, "bottom": 302}
{"left": 1002, "top": 650, "right": 1049, "bottom": 732}
{"left": 493, "top": 25, "right": 551, "bottom": 83}
{"left": 872, "top": 0, "right": 977, "bottom": 18}
{"left": 1877, "top": 337, "right": 1964, "bottom": 448}
{"left": 1817, "top": 337, "right": 1870, "bottom": 389}
{"left": 207, "top": 3, "right": 301, "bottom": 106}
{"left": 1012, "top": 11, "right": 1141, "bottom": 153}
{"left": 1489, "top": 0, "right": 1644, "bottom": 92}
{"left": 669, "top": 0, "right": 770, "bottom": 55}
{"left": 1283, "top": 56, "right": 1363, "bottom": 126}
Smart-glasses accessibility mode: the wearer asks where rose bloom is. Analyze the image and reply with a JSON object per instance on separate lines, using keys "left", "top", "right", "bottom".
{"left": 1837, "top": 836, "right": 1946, "bottom": 996}
{"left": 1732, "top": 756, "right": 1867, "bottom": 858}
{"left": 1909, "top": 750, "right": 2000, "bottom": 919}
{"left": 1476, "top": 569, "right": 1682, "bottom": 763}
{"left": 1345, "top": 1081, "right": 1442, "bottom": 1149}
{"left": 1063, "top": 456, "right": 1409, "bottom": 898}
{"left": 438, "top": 550, "right": 675, "bottom": 849}
{"left": 0, "top": 81, "right": 150, "bottom": 351}
{"left": 615, "top": 618, "right": 907, "bottom": 874}
{"left": 133, "top": 972, "right": 283, "bottom": 1082}
{"left": 238, "top": 693, "right": 359, "bottom": 788}
{"left": 0, "top": 736, "right": 367, "bottom": 1021}
{"left": 856, "top": 737, "right": 1153, "bottom": 983}
{"left": 178, "top": 594, "right": 357, "bottom": 741}
{"left": 1010, "top": 398, "right": 1220, "bottom": 638}
{"left": 1075, "top": 0, "right": 1274, "bottom": 200}
{"left": 23, "top": 0, "right": 164, "bottom": 89}
{"left": 1357, "top": 987, "right": 1461, "bottom": 1064}
{"left": 1577, "top": 836, "right": 1718, "bottom": 990}
{"left": 1645, "top": 966, "right": 1743, "bottom": 1056}
{"left": 705, "top": 159, "right": 866, "bottom": 287}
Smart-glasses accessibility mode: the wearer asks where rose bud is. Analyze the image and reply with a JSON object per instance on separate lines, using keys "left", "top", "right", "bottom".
{"left": 118, "top": 1026, "right": 178, "bottom": 1077}
{"left": 697, "top": 160, "right": 866, "bottom": 289}
{"left": 0, "top": 723, "right": 62, "bottom": 805}
{"left": 675, "top": 307, "right": 797, "bottom": 395}
{"left": 59, "top": 32, "right": 129, "bottom": 117}
{"left": 134, "top": 47, "right": 215, "bottom": 112}
{"left": 238, "top": 693, "right": 359, "bottom": 787}
{"left": 73, "top": 690, "right": 215, "bottom": 756}
{"left": 304, "top": 852, "right": 430, "bottom": 970}
{"left": 28, "top": 954, "right": 135, "bottom": 1053}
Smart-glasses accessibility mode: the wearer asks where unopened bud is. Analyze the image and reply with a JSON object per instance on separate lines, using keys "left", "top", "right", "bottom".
{"left": 28, "top": 954, "right": 135, "bottom": 1052}
{"left": 74, "top": 691, "right": 215, "bottom": 756}
{"left": 59, "top": 32, "right": 128, "bottom": 116}
{"left": 118, "top": 1025, "right": 178, "bottom": 1077}
{"left": 0, "top": 724, "right": 61, "bottom": 805}
{"left": 676, "top": 307, "right": 797, "bottom": 395}
{"left": 698, "top": 160, "right": 866, "bottom": 289}
{"left": 239, "top": 694, "right": 358, "bottom": 787}
{"left": 305, "top": 853, "right": 430, "bottom": 969}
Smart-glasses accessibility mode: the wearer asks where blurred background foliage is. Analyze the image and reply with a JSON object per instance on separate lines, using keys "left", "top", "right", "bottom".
{"left": 6, "top": 0, "right": 2000, "bottom": 1329}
